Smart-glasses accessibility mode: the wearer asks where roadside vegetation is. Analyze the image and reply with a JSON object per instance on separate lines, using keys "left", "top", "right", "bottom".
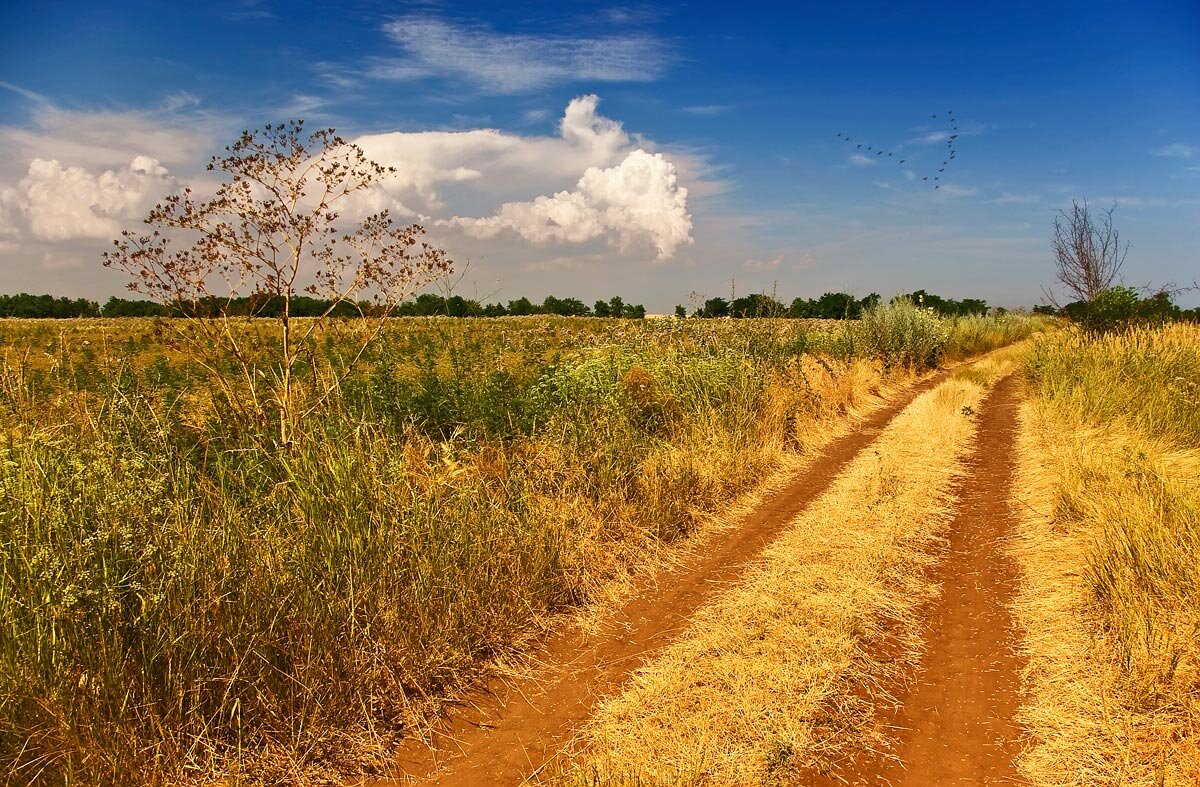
{"left": 561, "top": 353, "right": 1018, "bottom": 785}
{"left": 0, "top": 306, "right": 1044, "bottom": 786}
{"left": 1013, "top": 323, "right": 1200, "bottom": 786}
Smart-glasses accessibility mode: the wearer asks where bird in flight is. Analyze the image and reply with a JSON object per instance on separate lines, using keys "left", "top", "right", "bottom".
{"left": 835, "top": 109, "right": 963, "bottom": 189}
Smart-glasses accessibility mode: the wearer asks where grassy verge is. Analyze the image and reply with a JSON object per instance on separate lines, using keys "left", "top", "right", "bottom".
{"left": 557, "top": 354, "right": 1017, "bottom": 786}
{"left": 1012, "top": 324, "right": 1200, "bottom": 786}
{"left": 0, "top": 311, "right": 1040, "bottom": 785}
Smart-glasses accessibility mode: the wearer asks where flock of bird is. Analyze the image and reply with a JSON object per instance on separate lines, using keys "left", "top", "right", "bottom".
{"left": 835, "top": 110, "right": 960, "bottom": 189}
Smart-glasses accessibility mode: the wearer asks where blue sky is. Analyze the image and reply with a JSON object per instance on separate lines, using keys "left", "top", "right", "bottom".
{"left": 1, "top": 0, "right": 1197, "bottom": 309}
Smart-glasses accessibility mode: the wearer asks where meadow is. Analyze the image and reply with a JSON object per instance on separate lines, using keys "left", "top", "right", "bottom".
{"left": 1015, "top": 324, "right": 1200, "bottom": 785}
{"left": 0, "top": 304, "right": 1044, "bottom": 786}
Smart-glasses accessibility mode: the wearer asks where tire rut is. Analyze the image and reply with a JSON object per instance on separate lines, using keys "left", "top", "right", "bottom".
{"left": 807, "top": 373, "right": 1028, "bottom": 786}
{"left": 373, "top": 371, "right": 955, "bottom": 786}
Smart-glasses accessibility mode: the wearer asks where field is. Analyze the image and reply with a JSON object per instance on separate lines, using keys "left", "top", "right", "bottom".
{"left": 1013, "top": 324, "right": 1200, "bottom": 786}
{"left": 0, "top": 305, "right": 1044, "bottom": 785}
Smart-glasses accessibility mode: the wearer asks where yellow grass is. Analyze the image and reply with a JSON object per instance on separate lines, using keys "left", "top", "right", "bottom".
{"left": 1010, "top": 400, "right": 1200, "bottom": 786}
{"left": 555, "top": 358, "right": 1015, "bottom": 785}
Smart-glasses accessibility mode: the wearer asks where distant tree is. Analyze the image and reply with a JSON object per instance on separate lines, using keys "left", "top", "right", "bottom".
{"left": 446, "top": 295, "right": 483, "bottom": 317}
{"left": 731, "top": 293, "right": 785, "bottom": 318}
{"left": 541, "top": 295, "right": 591, "bottom": 316}
{"left": 674, "top": 304, "right": 687, "bottom": 318}
{"left": 1048, "top": 200, "right": 1128, "bottom": 323}
{"left": 482, "top": 301, "right": 508, "bottom": 317}
{"left": 506, "top": 297, "right": 536, "bottom": 316}
{"left": 608, "top": 296, "right": 625, "bottom": 317}
{"left": 594, "top": 300, "right": 612, "bottom": 318}
{"left": 814, "top": 292, "right": 860, "bottom": 319}
{"left": 701, "top": 297, "right": 729, "bottom": 318}
{"left": 788, "top": 297, "right": 816, "bottom": 318}
{"left": 103, "top": 120, "right": 452, "bottom": 446}
{"left": 0, "top": 293, "right": 100, "bottom": 318}
{"left": 624, "top": 303, "right": 646, "bottom": 319}
{"left": 102, "top": 296, "right": 168, "bottom": 317}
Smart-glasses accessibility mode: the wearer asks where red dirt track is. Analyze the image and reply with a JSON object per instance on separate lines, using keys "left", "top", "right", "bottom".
{"left": 808, "top": 373, "right": 1028, "bottom": 786}
{"left": 377, "top": 371, "right": 954, "bottom": 786}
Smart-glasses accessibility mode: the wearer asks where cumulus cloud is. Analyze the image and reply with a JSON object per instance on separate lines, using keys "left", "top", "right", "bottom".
{"left": 372, "top": 15, "right": 671, "bottom": 93}
{"left": 352, "top": 95, "right": 697, "bottom": 258}
{"left": 6, "top": 156, "right": 175, "bottom": 242}
{"left": 452, "top": 149, "right": 692, "bottom": 259}
{"left": 351, "top": 95, "right": 637, "bottom": 214}
{"left": 0, "top": 93, "right": 701, "bottom": 289}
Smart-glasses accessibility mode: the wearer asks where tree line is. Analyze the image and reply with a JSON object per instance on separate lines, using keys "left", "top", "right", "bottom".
{"left": 686, "top": 289, "right": 989, "bottom": 319}
{"left": 3, "top": 288, "right": 1195, "bottom": 322}
{"left": 0, "top": 292, "right": 650, "bottom": 319}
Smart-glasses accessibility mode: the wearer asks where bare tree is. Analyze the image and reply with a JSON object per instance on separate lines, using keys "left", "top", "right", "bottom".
{"left": 103, "top": 120, "right": 452, "bottom": 446}
{"left": 1048, "top": 199, "right": 1128, "bottom": 307}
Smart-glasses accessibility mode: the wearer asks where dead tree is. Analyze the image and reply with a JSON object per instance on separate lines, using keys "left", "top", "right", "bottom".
{"left": 1048, "top": 199, "right": 1128, "bottom": 307}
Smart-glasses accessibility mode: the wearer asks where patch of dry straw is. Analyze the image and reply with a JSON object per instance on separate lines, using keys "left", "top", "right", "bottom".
{"left": 554, "top": 362, "right": 1011, "bottom": 785}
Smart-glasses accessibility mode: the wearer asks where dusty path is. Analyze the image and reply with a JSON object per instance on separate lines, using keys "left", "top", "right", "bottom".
{"left": 377, "top": 371, "right": 953, "bottom": 786}
{"left": 810, "top": 373, "right": 1027, "bottom": 786}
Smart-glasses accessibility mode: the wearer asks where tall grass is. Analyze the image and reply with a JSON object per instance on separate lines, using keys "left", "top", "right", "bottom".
{"left": 1015, "top": 323, "right": 1200, "bottom": 785}
{"left": 1026, "top": 323, "right": 1200, "bottom": 444}
{"left": 0, "top": 313, "right": 1039, "bottom": 785}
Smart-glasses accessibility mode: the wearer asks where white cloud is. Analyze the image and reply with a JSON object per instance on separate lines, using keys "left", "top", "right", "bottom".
{"left": 0, "top": 93, "right": 705, "bottom": 293}
{"left": 743, "top": 253, "right": 783, "bottom": 271}
{"left": 993, "top": 192, "right": 1042, "bottom": 205}
{"left": 934, "top": 183, "right": 977, "bottom": 198}
{"left": 452, "top": 148, "right": 692, "bottom": 259}
{"left": 1152, "top": 142, "right": 1196, "bottom": 159}
{"left": 682, "top": 104, "right": 731, "bottom": 116}
{"left": 0, "top": 102, "right": 221, "bottom": 174}
{"left": 915, "top": 131, "right": 950, "bottom": 144}
{"left": 371, "top": 15, "right": 671, "bottom": 93}
{"left": 849, "top": 153, "right": 876, "bottom": 166}
{"left": 8, "top": 156, "right": 175, "bottom": 242}
{"left": 351, "top": 94, "right": 702, "bottom": 259}
{"left": 352, "top": 95, "right": 638, "bottom": 213}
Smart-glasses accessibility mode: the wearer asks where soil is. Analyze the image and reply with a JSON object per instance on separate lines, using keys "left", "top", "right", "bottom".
{"left": 374, "top": 371, "right": 955, "bottom": 786}
{"left": 806, "top": 373, "right": 1028, "bottom": 786}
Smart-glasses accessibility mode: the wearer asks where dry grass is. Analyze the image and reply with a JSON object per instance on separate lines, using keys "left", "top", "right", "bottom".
{"left": 1011, "top": 392, "right": 1200, "bottom": 785}
{"left": 553, "top": 357, "right": 1015, "bottom": 786}
{"left": 0, "top": 314, "right": 1038, "bottom": 786}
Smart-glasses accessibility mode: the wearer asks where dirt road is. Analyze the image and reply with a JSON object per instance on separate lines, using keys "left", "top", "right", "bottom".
{"left": 380, "top": 372, "right": 952, "bottom": 786}
{"left": 809, "top": 373, "right": 1027, "bottom": 786}
{"left": 383, "top": 370, "right": 1029, "bottom": 786}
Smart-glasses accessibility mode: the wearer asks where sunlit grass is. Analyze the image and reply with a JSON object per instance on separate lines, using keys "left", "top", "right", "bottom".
{"left": 0, "top": 311, "right": 1041, "bottom": 785}
{"left": 1014, "top": 323, "right": 1200, "bottom": 786}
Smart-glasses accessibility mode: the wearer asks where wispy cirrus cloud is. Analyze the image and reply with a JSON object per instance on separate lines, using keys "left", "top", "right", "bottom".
{"left": 849, "top": 153, "right": 875, "bottom": 166}
{"left": 1151, "top": 142, "right": 1196, "bottom": 159}
{"left": 993, "top": 192, "right": 1042, "bottom": 206}
{"left": 742, "top": 253, "right": 783, "bottom": 271}
{"left": 370, "top": 15, "right": 673, "bottom": 94}
{"left": 681, "top": 104, "right": 732, "bottom": 116}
